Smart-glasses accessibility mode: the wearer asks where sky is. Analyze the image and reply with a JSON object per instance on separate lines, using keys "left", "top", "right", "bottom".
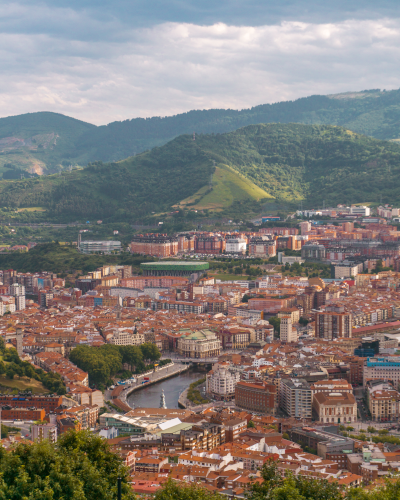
{"left": 1, "top": 0, "right": 400, "bottom": 125}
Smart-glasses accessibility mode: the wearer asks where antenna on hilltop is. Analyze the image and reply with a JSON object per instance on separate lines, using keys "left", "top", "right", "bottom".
{"left": 193, "top": 132, "right": 195, "bottom": 141}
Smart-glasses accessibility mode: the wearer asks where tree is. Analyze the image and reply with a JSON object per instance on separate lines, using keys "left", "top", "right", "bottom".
{"left": 282, "top": 432, "right": 290, "bottom": 440}
{"left": 249, "top": 462, "right": 343, "bottom": 500}
{"left": 0, "top": 430, "right": 134, "bottom": 499}
{"left": 242, "top": 294, "right": 250, "bottom": 303}
{"left": 299, "top": 317, "right": 309, "bottom": 326}
{"left": 367, "top": 426, "right": 376, "bottom": 434}
{"left": 140, "top": 343, "right": 161, "bottom": 363}
{"left": 248, "top": 420, "right": 255, "bottom": 428}
{"left": 155, "top": 480, "right": 221, "bottom": 500}
{"left": 24, "top": 364, "right": 36, "bottom": 380}
{"left": 269, "top": 317, "right": 281, "bottom": 338}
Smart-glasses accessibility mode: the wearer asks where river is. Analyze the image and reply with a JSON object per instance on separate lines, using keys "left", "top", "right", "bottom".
{"left": 127, "top": 369, "right": 203, "bottom": 409}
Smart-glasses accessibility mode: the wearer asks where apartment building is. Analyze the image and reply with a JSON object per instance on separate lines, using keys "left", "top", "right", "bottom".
{"left": 363, "top": 357, "right": 400, "bottom": 387}
{"left": 0, "top": 394, "right": 62, "bottom": 413}
{"left": 206, "top": 366, "right": 240, "bottom": 401}
{"left": 222, "top": 418, "right": 247, "bottom": 442}
{"left": 248, "top": 237, "right": 276, "bottom": 257}
{"left": 0, "top": 408, "right": 45, "bottom": 421}
{"left": 313, "top": 392, "right": 357, "bottom": 424}
{"left": 195, "top": 236, "right": 225, "bottom": 254}
{"left": 280, "top": 317, "right": 298, "bottom": 343}
{"left": 366, "top": 381, "right": 400, "bottom": 421}
{"left": 315, "top": 308, "right": 352, "bottom": 340}
{"left": 108, "top": 330, "right": 145, "bottom": 346}
{"left": 235, "top": 381, "right": 277, "bottom": 414}
{"left": 134, "top": 457, "right": 168, "bottom": 473}
{"left": 368, "top": 388, "right": 400, "bottom": 422}
{"left": 31, "top": 423, "right": 57, "bottom": 443}
{"left": 130, "top": 234, "right": 178, "bottom": 257}
{"left": 279, "top": 378, "right": 312, "bottom": 419}
{"left": 181, "top": 423, "right": 225, "bottom": 450}
{"left": 225, "top": 238, "right": 247, "bottom": 254}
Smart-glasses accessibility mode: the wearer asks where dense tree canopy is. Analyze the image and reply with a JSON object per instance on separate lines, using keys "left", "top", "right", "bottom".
{"left": 69, "top": 343, "right": 161, "bottom": 388}
{"left": 0, "top": 430, "right": 134, "bottom": 500}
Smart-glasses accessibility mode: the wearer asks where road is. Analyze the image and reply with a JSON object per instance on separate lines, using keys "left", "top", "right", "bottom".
{"left": 3, "top": 420, "right": 32, "bottom": 438}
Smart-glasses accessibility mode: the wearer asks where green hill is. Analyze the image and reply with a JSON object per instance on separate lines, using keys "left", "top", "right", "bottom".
{"left": 0, "top": 123, "right": 399, "bottom": 220}
{"left": 177, "top": 164, "right": 272, "bottom": 210}
{"left": 3, "top": 88, "right": 400, "bottom": 173}
{"left": 0, "top": 112, "right": 95, "bottom": 176}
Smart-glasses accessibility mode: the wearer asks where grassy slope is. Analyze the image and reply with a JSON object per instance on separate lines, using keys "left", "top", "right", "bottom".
{"left": 0, "top": 376, "right": 48, "bottom": 394}
{"left": 0, "top": 123, "right": 400, "bottom": 218}
{"left": 178, "top": 163, "right": 271, "bottom": 210}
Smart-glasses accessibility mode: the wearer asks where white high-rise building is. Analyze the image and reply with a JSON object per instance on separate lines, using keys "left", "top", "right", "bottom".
{"left": 9, "top": 284, "right": 25, "bottom": 311}
{"left": 280, "top": 317, "right": 297, "bottom": 343}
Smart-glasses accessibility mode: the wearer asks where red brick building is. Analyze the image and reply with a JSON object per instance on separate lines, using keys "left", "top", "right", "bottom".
{"left": 195, "top": 236, "right": 225, "bottom": 254}
{"left": 235, "top": 381, "right": 277, "bottom": 414}
{"left": 0, "top": 407, "right": 46, "bottom": 421}
{"left": 0, "top": 395, "right": 62, "bottom": 413}
{"left": 130, "top": 235, "right": 178, "bottom": 257}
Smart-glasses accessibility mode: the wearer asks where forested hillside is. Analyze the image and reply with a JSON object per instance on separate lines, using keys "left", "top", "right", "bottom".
{"left": 2, "top": 88, "right": 400, "bottom": 172}
{"left": 0, "top": 123, "right": 399, "bottom": 220}
{"left": 84, "top": 88, "right": 400, "bottom": 161}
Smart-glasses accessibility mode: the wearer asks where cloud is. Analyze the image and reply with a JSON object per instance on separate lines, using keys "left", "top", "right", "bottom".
{"left": 0, "top": 11, "right": 399, "bottom": 124}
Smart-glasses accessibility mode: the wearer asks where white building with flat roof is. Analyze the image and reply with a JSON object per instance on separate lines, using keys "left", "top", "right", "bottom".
{"left": 226, "top": 238, "right": 247, "bottom": 254}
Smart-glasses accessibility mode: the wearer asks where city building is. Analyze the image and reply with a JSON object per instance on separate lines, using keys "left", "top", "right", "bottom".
{"left": 280, "top": 317, "right": 298, "bottom": 343}
{"left": 350, "top": 206, "right": 371, "bottom": 217}
{"left": 248, "top": 237, "right": 276, "bottom": 257}
{"left": 235, "top": 380, "right": 277, "bottom": 414}
{"left": 31, "top": 423, "right": 58, "bottom": 443}
{"left": 130, "top": 235, "right": 178, "bottom": 257}
{"left": 315, "top": 307, "right": 352, "bottom": 340}
{"left": 177, "top": 329, "right": 221, "bottom": 359}
{"left": 364, "top": 357, "right": 400, "bottom": 387}
{"left": 279, "top": 378, "right": 312, "bottom": 419}
{"left": 313, "top": 392, "right": 357, "bottom": 424}
{"left": 9, "top": 283, "right": 26, "bottom": 311}
{"left": 195, "top": 236, "right": 225, "bottom": 254}
{"left": 310, "top": 380, "right": 353, "bottom": 396}
{"left": 301, "top": 244, "right": 326, "bottom": 261}
{"left": 206, "top": 366, "right": 240, "bottom": 401}
{"left": 79, "top": 240, "right": 122, "bottom": 254}
{"left": 225, "top": 238, "right": 247, "bottom": 255}
{"left": 108, "top": 330, "right": 145, "bottom": 346}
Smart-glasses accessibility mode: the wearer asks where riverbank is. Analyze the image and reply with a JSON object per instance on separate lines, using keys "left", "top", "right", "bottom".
{"left": 111, "top": 363, "right": 190, "bottom": 411}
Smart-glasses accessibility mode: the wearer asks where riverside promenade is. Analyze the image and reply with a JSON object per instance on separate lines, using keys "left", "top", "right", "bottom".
{"left": 109, "top": 362, "right": 190, "bottom": 411}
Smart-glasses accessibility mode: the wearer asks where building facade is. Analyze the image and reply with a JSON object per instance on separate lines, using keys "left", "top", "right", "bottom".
{"left": 315, "top": 308, "right": 352, "bottom": 340}
{"left": 313, "top": 392, "right": 357, "bottom": 424}
{"left": 206, "top": 366, "right": 240, "bottom": 401}
{"left": 279, "top": 378, "right": 312, "bottom": 419}
{"left": 235, "top": 381, "right": 277, "bottom": 414}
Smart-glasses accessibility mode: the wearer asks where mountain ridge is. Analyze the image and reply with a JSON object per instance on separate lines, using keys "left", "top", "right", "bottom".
{"left": 1, "top": 88, "right": 400, "bottom": 174}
